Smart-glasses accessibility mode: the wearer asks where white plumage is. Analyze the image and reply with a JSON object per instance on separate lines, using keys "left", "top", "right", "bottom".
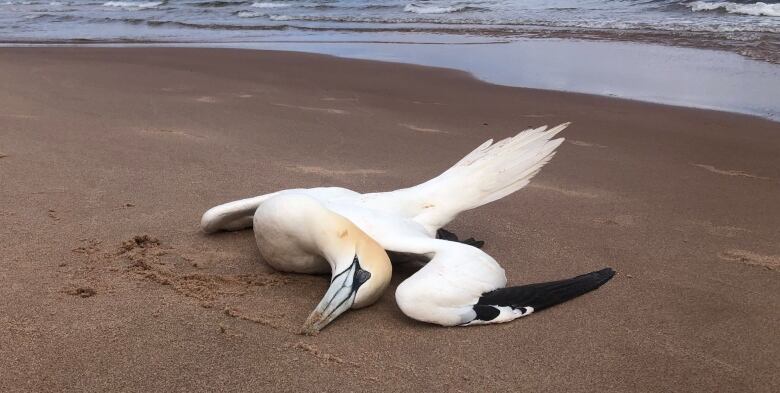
{"left": 201, "top": 123, "right": 615, "bottom": 332}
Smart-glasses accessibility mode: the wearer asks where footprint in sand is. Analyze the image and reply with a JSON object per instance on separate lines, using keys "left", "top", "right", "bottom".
{"left": 271, "top": 103, "right": 348, "bottom": 115}
{"left": 287, "top": 165, "right": 385, "bottom": 177}
{"left": 64, "top": 287, "right": 97, "bottom": 298}
{"left": 71, "top": 238, "right": 102, "bottom": 255}
{"left": 0, "top": 153, "right": 7, "bottom": 159}
{"left": 718, "top": 250, "right": 780, "bottom": 271}
{"left": 692, "top": 163, "right": 770, "bottom": 180}
{"left": 47, "top": 209, "right": 60, "bottom": 222}
{"left": 399, "top": 123, "right": 447, "bottom": 134}
{"left": 569, "top": 140, "right": 607, "bottom": 148}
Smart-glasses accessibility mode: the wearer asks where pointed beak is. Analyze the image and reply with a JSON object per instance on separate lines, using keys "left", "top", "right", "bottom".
{"left": 299, "top": 257, "right": 370, "bottom": 335}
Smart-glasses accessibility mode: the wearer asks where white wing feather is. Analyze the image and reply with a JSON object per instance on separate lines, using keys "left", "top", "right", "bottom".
{"left": 385, "top": 236, "right": 507, "bottom": 326}
{"left": 362, "top": 123, "right": 568, "bottom": 232}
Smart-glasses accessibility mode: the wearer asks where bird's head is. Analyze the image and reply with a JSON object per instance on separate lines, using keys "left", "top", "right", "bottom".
{"left": 299, "top": 220, "right": 392, "bottom": 335}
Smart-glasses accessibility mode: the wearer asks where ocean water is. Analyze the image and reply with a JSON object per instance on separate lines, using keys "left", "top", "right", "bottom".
{"left": 2, "top": 1, "right": 778, "bottom": 120}
{"left": 1, "top": 1, "right": 778, "bottom": 51}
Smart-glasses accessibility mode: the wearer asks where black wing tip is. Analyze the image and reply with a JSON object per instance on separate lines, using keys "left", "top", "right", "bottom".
{"left": 477, "top": 266, "right": 617, "bottom": 313}
{"left": 436, "top": 228, "right": 485, "bottom": 249}
{"left": 591, "top": 267, "right": 616, "bottom": 284}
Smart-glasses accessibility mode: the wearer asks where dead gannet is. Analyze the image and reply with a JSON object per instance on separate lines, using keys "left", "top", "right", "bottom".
{"left": 201, "top": 123, "right": 615, "bottom": 333}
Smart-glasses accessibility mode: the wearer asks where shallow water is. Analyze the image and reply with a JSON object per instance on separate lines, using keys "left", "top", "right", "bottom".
{"left": 2, "top": 0, "right": 778, "bottom": 121}
{"left": 196, "top": 37, "right": 780, "bottom": 121}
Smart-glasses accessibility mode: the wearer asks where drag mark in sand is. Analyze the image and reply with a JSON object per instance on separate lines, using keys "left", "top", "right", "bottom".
{"left": 224, "top": 307, "right": 281, "bottom": 329}
{"left": 286, "top": 341, "right": 357, "bottom": 367}
{"left": 594, "top": 215, "right": 637, "bottom": 227}
{"left": 116, "top": 235, "right": 289, "bottom": 302}
{"left": 685, "top": 220, "right": 750, "bottom": 238}
{"left": 692, "top": 164, "right": 770, "bottom": 180}
{"left": 0, "top": 113, "right": 37, "bottom": 119}
{"left": 718, "top": 250, "right": 780, "bottom": 271}
{"left": 288, "top": 165, "right": 385, "bottom": 177}
{"left": 399, "top": 123, "right": 447, "bottom": 134}
{"left": 271, "top": 103, "right": 348, "bottom": 115}
{"left": 321, "top": 96, "right": 358, "bottom": 102}
{"left": 140, "top": 128, "right": 204, "bottom": 139}
{"left": 529, "top": 182, "right": 601, "bottom": 199}
{"left": 195, "top": 96, "right": 218, "bottom": 103}
{"left": 69, "top": 235, "right": 312, "bottom": 332}
{"left": 517, "top": 114, "right": 552, "bottom": 118}
{"left": 74, "top": 235, "right": 289, "bottom": 314}
{"left": 569, "top": 140, "right": 607, "bottom": 148}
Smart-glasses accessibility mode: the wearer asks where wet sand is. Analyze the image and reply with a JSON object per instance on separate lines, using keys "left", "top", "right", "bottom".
{"left": 0, "top": 47, "right": 778, "bottom": 392}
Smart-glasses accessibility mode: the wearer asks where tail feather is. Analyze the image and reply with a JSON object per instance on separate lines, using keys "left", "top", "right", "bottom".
{"left": 406, "top": 123, "right": 568, "bottom": 231}
{"left": 478, "top": 267, "right": 616, "bottom": 312}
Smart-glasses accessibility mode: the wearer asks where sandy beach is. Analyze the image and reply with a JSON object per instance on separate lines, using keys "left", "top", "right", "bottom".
{"left": 1, "top": 47, "right": 779, "bottom": 392}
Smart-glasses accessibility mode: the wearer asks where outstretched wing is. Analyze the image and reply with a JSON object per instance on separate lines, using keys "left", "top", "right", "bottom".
{"left": 201, "top": 187, "right": 361, "bottom": 233}
{"left": 361, "top": 124, "right": 568, "bottom": 233}
{"left": 386, "top": 236, "right": 614, "bottom": 327}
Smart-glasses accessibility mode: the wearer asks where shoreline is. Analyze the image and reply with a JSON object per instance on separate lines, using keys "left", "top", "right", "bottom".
{"left": 3, "top": 25, "right": 778, "bottom": 65}
{"left": 1, "top": 47, "right": 778, "bottom": 392}
{"left": 3, "top": 38, "right": 779, "bottom": 122}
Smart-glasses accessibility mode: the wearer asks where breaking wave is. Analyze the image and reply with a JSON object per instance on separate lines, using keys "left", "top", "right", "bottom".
{"left": 403, "top": 3, "right": 481, "bottom": 14}
{"left": 250, "top": 1, "right": 291, "bottom": 8}
{"left": 102, "top": 1, "right": 164, "bottom": 10}
{"left": 686, "top": 1, "right": 780, "bottom": 17}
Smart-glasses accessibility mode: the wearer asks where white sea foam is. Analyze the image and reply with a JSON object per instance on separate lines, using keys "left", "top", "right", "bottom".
{"left": 250, "top": 2, "right": 290, "bottom": 8}
{"left": 236, "top": 10, "right": 261, "bottom": 17}
{"left": 103, "top": 1, "right": 163, "bottom": 10}
{"left": 237, "top": 10, "right": 293, "bottom": 20}
{"left": 403, "top": 3, "right": 470, "bottom": 14}
{"left": 687, "top": 1, "right": 780, "bottom": 17}
{"left": 269, "top": 14, "right": 293, "bottom": 21}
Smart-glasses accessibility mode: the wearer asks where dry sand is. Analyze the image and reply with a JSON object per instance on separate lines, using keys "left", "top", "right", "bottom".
{"left": 0, "top": 47, "right": 778, "bottom": 392}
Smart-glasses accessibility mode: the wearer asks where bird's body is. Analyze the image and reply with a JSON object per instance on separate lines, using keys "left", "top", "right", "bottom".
{"left": 201, "top": 124, "right": 615, "bottom": 332}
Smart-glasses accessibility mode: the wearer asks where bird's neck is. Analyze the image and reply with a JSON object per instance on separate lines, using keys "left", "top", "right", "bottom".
{"left": 309, "top": 208, "right": 392, "bottom": 306}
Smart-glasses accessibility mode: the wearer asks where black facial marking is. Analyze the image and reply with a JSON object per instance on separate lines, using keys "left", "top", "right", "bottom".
{"left": 353, "top": 269, "right": 371, "bottom": 289}
{"left": 319, "top": 255, "right": 372, "bottom": 322}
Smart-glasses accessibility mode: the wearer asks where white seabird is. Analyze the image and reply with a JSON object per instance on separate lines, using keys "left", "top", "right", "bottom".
{"left": 200, "top": 123, "right": 615, "bottom": 334}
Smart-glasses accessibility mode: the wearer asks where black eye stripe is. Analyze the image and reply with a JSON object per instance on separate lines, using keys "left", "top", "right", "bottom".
{"left": 354, "top": 269, "right": 371, "bottom": 288}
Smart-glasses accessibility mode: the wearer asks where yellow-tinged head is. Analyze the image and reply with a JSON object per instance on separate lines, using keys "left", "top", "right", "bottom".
{"left": 299, "top": 212, "right": 392, "bottom": 335}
